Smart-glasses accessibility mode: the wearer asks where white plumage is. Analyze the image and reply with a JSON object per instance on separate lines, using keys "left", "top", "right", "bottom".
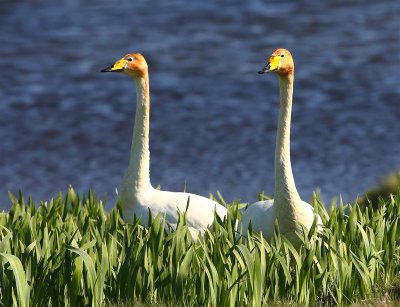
{"left": 102, "top": 53, "right": 227, "bottom": 238}
{"left": 240, "top": 49, "right": 322, "bottom": 243}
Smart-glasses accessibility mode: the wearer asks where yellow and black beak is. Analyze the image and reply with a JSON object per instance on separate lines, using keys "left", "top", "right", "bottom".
{"left": 258, "top": 56, "right": 280, "bottom": 74}
{"left": 101, "top": 58, "right": 126, "bottom": 72}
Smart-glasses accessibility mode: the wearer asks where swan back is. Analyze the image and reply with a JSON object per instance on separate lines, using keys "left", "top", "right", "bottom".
{"left": 133, "top": 189, "right": 227, "bottom": 235}
{"left": 240, "top": 200, "right": 275, "bottom": 239}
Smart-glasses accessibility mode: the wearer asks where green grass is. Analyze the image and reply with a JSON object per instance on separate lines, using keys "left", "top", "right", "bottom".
{"left": 0, "top": 187, "right": 399, "bottom": 306}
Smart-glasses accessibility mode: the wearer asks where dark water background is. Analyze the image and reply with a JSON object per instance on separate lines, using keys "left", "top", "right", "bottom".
{"left": 1, "top": 0, "right": 399, "bottom": 210}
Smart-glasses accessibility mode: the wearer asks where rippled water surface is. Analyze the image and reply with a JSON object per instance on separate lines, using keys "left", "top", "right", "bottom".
{"left": 1, "top": 0, "right": 399, "bottom": 209}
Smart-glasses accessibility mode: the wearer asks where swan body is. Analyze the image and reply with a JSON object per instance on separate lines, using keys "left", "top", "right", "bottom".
{"left": 240, "top": 49, "right": 322, "bottom": 243}
{"left": 102, "top": 53, "right": 227, "bottom": 237}
{"left": 240, "top": 199, "right": 319, "bottom": 242}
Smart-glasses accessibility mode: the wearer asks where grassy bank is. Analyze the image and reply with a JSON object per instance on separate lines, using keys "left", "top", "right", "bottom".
{"left": 0, "top": 187, "right": 399, "bottom": 306}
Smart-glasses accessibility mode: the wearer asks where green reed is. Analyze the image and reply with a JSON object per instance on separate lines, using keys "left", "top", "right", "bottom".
{"left": 0, "top": 187, "right": 399, "bottom": 306}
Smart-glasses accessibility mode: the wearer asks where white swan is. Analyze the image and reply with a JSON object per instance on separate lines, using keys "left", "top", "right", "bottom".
{"left": 102, "top": 53, "right": 227, "bottom": 238}
{"left": 240, "top": 48, "right": 322, "bottom": 243}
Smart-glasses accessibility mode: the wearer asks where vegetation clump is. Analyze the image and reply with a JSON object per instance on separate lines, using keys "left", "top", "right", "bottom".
{"left": 357, "top": 170, "right": 400, "bottom": 210}
{"left": 0, "top": 187, "right": 399, "bottom": 306}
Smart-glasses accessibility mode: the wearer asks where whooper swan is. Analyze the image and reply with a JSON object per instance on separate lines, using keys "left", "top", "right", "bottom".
{"left": 240, "top": 48, "right": 322, "bottom": 243}
{"left": 102, "top": 53, "right": 227, "bottom": 238}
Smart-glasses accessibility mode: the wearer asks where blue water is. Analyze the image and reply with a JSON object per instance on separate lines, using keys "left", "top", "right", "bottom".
{"left": 1, "top": 0, "right": 399, "bottom": 210}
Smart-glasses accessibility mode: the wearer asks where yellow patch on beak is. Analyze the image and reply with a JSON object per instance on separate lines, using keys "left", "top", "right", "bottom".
{"left": 268, "top": 56, "right": 280, "bottom": 72}
{"left": 110, "top": 58, "right": 127, "bottom": 71}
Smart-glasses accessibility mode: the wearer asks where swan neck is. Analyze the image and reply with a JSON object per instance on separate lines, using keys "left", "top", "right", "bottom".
{"left": 127, "top": 74, "right": 152, "bottom": 191}
{"left": 274, "top": 73, "right": 301, "bottom": 213}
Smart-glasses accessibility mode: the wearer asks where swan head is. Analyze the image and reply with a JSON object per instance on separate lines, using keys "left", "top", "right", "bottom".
{"left": 101, "top": 53, "right": 148, "bottom": 79}
{"left": 258, "top": 48, "right": 294, "bottom": 76}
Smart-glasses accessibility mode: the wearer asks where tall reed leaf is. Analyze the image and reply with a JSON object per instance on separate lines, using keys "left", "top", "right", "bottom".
{"left": 0, "top": 253, "right": 29, "bottom": 307}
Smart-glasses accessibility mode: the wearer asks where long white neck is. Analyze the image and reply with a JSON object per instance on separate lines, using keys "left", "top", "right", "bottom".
{"left": 274, "top": 73, "right": 302, "bottom": 217}
{"left": 127, "top": 74, "right": 152, "bottom": 191}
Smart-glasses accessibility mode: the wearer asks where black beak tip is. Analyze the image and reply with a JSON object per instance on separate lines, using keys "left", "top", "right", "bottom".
{"left": 258, "top": 64, "right": 270, "bottom": 75}
{"left": 101, "top": 66, "right": 113, "bottom": 72}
